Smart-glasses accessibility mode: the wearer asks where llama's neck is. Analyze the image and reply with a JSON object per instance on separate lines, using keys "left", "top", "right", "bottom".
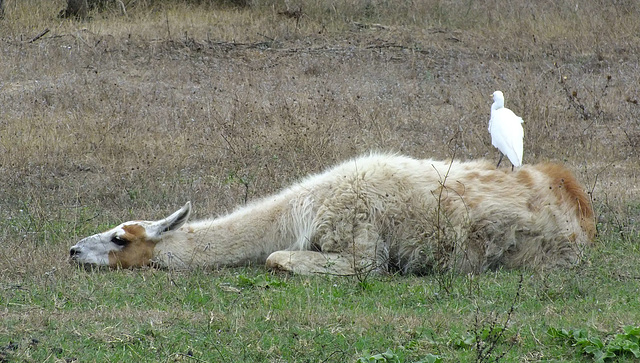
{"left": 151, "top": 189, "right": 309, "bottom": 269}
{"left": 154, "top": 199, "right": 290, "bottom": 268}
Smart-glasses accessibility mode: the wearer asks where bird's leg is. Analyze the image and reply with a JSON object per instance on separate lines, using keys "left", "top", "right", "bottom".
{"left": 496, "top": 153, "right": 504, "bottom": 168}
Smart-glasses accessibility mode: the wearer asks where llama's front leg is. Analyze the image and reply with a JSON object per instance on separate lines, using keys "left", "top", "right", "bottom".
{"left": 266, "top": 251, "right": 356, "bottom": 275}
{"left": 319, "top": 221, "right": 389, "bottom": 273}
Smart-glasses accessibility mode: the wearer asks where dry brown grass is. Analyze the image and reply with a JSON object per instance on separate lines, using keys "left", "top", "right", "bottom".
{"left": 0, "top": 0, "right": 638, "bottom": 273}
{"left": 0, "top": 3, "right": 639, "bottom": 361}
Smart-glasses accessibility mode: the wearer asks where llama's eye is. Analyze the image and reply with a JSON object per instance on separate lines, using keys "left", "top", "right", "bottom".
{"left": 111, "top": 236, "right": 128, "bottom": 246}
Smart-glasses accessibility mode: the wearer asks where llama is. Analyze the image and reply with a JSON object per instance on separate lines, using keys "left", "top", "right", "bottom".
{"left": 69, "top": 153, "right": 596, "bottom": 275}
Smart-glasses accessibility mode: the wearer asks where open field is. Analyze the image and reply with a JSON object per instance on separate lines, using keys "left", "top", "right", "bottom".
{"left": 1, "top": 0, "right": 639, "bottom": 361}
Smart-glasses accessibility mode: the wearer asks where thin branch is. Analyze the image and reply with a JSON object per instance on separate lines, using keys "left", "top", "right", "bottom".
{"left": 28, "top": 28, "right": 50, "bottom": 43}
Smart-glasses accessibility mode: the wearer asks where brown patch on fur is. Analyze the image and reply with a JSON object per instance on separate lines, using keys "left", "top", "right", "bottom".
{"left": 466, "top": 172, "right": 480, "bottom": 180}
{"left": 108, "top": 224, "right": 156, "bottom": 268}
{"left": 538, "top": 163, "right": 596, "bottom": 240}
{"left": 515, "top": 169, "right": 534, "bottom": 189}
{"left": 479, "top": 173, "right": 501, "bottom": 184}
{"left": 465, "top": 197, "right": 479, "bottom": 209}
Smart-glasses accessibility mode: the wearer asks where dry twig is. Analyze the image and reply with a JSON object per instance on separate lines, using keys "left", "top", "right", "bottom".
{"left": 28, "top": 28, "right": 50, "bottom": 43}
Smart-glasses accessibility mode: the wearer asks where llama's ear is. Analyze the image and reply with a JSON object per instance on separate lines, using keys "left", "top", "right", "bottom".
{"left": 147, "top": 202, "right": 192, "bottom": 238}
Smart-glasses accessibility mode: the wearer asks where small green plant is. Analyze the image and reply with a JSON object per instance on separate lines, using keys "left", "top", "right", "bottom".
{"left": 236, "top": 273, "right": 286, "bottom": 288}
{"left": 356, "top": 349, "right": 441, "bottom": 363}
{"left": 357, "top": 349, "right": 402, "bottom": 363}
{"left": 548, "top": 326, "right": 640, "bottom": 362}
{"left": 449, "top": 331, "right": 476, "bottom": 349}
{"left": 472, "top": 275, "right": 523, "bottom": 362}
{"left": 224, "top": 170, "right": 253, "bottom": 204}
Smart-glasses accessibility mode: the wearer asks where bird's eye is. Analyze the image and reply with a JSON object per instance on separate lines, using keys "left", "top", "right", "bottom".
{"left": 111, "top": 236, "right": 129, "bottom": 246}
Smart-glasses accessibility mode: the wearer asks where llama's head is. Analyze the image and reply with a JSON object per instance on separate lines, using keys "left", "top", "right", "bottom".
{"left": 69, "top": 202, "right": 191, "bottom": 268}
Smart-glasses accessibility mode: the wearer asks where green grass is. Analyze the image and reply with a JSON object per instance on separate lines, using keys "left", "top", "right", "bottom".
{"left": 2, "top": 229, "right": 640, "bottom": 362}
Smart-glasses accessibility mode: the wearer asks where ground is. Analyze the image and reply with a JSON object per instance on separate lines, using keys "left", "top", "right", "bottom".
{"left": 0, "top": 0, "right": 639, "bottom": 361}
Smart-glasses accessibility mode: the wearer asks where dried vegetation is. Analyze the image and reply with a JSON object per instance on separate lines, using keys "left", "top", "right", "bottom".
{"left": 0, "top": 0, "right": 638, "bottom": 271}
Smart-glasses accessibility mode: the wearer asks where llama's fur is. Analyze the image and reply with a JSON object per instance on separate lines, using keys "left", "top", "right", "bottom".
{"left": 70, "top": 154, "right": 596, "bottom": 275}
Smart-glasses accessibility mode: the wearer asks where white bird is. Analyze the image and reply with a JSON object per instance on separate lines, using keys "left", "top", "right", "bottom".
{"left": 488, "top": 91, "right": 524, "bottom": 170}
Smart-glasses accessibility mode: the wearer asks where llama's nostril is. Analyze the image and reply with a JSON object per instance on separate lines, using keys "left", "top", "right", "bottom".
{"left": 69, "top": 247, "right": 80, "bottom": 258}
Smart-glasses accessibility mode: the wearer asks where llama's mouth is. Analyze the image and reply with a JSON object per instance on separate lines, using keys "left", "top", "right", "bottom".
{"left": 69, "top": 247, "right": 87, "bottom": 266}
{"left": 69, "top": 250, "right": 88, "bottom": 266}
{"left": 68, "top": 257, "right": 109, "bottom": 271}
{"left": 69, "top": 246, "right": 81, "bottom": 259}
{"left": 68, "top": 246, "right": 108, "bottom": 270}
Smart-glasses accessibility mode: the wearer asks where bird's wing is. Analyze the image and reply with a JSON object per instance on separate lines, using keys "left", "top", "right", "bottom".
{"left": 509, "top": 125, "right": 524, "bottom": 166}
{"left": 490, "top": 109, "right": 524, "bottom": 166}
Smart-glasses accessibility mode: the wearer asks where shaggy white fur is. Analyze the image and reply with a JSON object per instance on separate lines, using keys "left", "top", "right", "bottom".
{"left": 70, "top": 154, "right": 595, "bottom": 275}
